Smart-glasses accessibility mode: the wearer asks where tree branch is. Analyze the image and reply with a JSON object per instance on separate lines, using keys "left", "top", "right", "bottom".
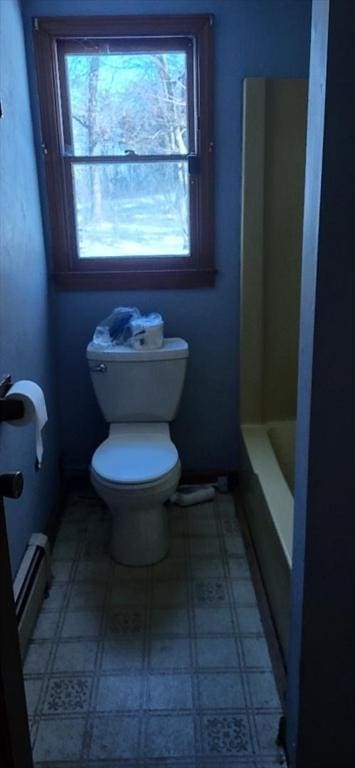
{"left": 72, "top": 114, "right": 89, "bottom": 130}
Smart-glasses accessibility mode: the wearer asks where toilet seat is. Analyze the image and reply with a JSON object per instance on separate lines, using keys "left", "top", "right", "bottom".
{"left": 91, "top": 423, "right": 178, "bottom": 484}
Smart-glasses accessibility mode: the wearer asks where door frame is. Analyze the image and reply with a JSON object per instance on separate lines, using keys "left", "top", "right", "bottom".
{"left": 0, "top": 494, "right": 33, "bottom": 767}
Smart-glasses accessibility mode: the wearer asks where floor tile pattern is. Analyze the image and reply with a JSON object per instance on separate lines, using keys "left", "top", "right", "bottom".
{"left": 24, "top": 489, "right": 286, "bottom": 767}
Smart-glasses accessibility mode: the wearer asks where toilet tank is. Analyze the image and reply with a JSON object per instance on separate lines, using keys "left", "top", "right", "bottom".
{"left": 87, "top": 338, "right": 189, "bottom": 423}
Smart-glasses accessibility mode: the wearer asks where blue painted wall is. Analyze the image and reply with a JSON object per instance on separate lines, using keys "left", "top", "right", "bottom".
{"left": 0, "top": 0, "right": 60, "bottom": 575}
{"left": 22, "top": 0, "right": 311, "bottom": 473}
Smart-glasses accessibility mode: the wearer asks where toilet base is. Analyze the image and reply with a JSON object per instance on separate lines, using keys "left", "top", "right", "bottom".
{"left": 90, "top": 461, "right": 181, "bottom": 567}
{"left": 111, "top": 502, "right": 169, "bottom": 566}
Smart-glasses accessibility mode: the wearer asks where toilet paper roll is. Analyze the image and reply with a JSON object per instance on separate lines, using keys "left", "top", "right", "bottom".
{"left": 129, "top": 316, "right": 164, "bottom": 350}
{"left": 6, "top": 381, "right": 48, "bottom": 468}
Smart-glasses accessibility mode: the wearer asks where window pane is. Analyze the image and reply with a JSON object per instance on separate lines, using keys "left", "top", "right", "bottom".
{"left": 66, "top": 52, "right": 188, "bottom": 156}
{"left": 72, "top": 162, "right": 190, "bottom": 258}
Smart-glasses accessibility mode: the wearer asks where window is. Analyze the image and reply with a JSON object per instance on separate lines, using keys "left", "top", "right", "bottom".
{"left": 34, "top": 16, "right": 214, "bottom": 289}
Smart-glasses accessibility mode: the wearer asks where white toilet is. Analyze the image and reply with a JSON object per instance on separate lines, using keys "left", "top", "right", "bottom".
{"left": 86, "top": 338, "right": 189, "bottom": 566}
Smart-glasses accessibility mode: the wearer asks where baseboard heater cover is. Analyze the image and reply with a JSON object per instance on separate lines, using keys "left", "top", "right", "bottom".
{"left": 13, "top": 533, "right": 51, "bottom": 658}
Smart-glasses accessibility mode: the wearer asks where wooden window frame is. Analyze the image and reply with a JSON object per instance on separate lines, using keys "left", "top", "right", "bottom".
{"left": 33, "top": 15, "right": 215, "bottom": 290}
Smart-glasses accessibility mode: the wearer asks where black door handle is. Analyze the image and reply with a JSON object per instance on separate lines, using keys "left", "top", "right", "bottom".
{"left": 0, "top": 472, "right": 24, "bottom": 499}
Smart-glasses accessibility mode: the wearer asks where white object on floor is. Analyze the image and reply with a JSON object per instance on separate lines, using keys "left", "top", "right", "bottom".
{"left": 171, "top": 485, "right": 216, "bottom": 506}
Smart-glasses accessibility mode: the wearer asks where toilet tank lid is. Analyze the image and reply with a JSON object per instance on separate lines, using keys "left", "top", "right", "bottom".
{"left": 87, "top": 337, "right": 189, "bottom": 362}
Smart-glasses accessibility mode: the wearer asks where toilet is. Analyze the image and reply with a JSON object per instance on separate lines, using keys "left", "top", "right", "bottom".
{"left": 86, "top": 337, "right": 189, "bottom": 566}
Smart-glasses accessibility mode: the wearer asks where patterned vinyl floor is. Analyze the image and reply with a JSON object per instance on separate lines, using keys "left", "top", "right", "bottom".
{"left": 24, "top": 488, "right": 286, "bottom": 767}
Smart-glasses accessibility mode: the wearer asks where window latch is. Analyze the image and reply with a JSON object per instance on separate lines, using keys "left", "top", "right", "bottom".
{"left": 188, "top": 154, "right": 200, "bottom": 175}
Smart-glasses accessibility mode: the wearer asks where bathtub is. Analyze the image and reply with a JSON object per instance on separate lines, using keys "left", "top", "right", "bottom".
{"left": 240, "top": 420, "right": 295, "bottom": 660}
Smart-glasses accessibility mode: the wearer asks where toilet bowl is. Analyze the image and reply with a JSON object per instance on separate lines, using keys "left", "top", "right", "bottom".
{"left": 90, "top": 423, "right": 181, "bottom": 565}
{"left": 87, "top": 336, "right": 188, "bottom": 566}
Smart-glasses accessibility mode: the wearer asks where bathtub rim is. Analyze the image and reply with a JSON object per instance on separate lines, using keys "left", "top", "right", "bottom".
{"left": 241, "top": 422, "right": 294, "bottom": 568}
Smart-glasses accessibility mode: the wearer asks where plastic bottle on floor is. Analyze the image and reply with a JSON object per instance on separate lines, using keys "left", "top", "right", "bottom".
{"left": 170, "top": 485, "right": 216, "bottom": 506}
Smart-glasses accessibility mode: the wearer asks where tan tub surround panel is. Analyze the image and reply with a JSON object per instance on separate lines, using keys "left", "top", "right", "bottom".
{"left": 240, "top": 78, "right": 307, "bottom": 659}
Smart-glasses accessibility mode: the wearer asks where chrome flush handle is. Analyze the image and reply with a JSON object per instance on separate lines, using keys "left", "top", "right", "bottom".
{"left": 90, "top": 363, "right": 107, "bottom": 373}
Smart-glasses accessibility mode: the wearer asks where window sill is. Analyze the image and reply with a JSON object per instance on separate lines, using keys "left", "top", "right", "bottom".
{"left": 52, "top": 268, "right": 217, "bottom": 290}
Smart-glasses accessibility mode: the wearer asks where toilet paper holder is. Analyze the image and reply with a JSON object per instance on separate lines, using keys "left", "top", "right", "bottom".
{"left": 0, "top": 374, "right": 25, "bottom": 421}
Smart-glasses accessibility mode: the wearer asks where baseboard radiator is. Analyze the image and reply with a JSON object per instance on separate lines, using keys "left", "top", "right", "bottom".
{"left": 13, "top": 534, "right": 51, "bottom": 658}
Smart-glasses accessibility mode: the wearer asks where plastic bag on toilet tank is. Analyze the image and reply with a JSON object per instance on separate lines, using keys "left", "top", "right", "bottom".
{"left": 92, "top": 307, "right": 164, "bottom": 349}
{"left": 93, "top": 307, "right": 141, "bottom": 346}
